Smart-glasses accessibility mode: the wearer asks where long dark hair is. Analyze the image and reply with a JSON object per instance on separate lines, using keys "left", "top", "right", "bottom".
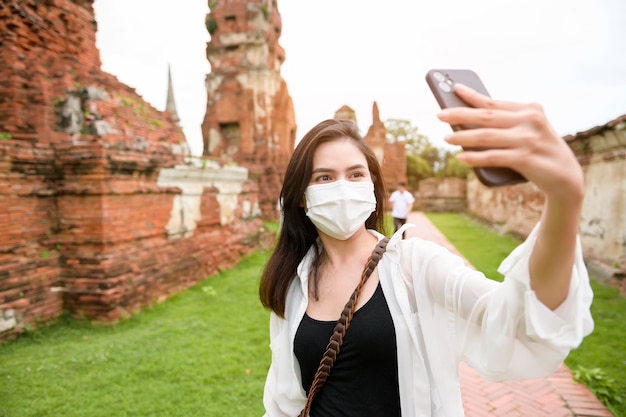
{"left": 259, "top": 119, "right": 388, "bottom": 317}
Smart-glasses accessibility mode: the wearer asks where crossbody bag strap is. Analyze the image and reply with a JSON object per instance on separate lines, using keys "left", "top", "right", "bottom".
{"left": 298, "top": 237, "right": 390, "bottom": 417}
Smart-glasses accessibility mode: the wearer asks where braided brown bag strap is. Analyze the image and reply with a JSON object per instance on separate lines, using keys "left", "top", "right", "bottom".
{"left": 298, "top": 237, "right": 390, "bottom": 417}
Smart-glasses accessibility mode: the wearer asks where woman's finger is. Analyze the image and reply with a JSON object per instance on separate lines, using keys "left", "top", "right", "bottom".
{"left": 456, "top": 147, "right": 522, "bottom": 170}
{"left": 438, "top": 106, "right": 528, "bottom": 130}
{"left": 454, "top": 83, "right": 527, "bottom": 112}
{"left": 457, "top": 146, "right": 582, "bottom": 200}
{"left": 444, "top": 127, "right": 523, "bottom": 149}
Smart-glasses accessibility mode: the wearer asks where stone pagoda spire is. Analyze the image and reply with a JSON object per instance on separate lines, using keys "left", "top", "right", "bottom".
{"left": 364, "top": 101, "right": 407, "bottom": 189}
{"left": 165, "top": 63, "right": 180, "bottom": 123}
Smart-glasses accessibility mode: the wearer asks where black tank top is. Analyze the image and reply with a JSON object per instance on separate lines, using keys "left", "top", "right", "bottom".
{"left": 294, "top": 282, "right": 401, "bottom": 417}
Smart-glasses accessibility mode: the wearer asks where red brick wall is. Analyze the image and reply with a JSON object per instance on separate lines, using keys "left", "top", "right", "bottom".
{"left": 0, "top": 0, "right": 272, "bottom": 341}
{"left": 414, "top": 177, "right": 467, "bottom": 212}
{"left": 466, "top": 177, "right": 544, "bottom": 238}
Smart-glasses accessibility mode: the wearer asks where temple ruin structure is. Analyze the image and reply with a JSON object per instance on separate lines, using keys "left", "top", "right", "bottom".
{"left": 201, "top": 0, "right": 297, "bottom": 216}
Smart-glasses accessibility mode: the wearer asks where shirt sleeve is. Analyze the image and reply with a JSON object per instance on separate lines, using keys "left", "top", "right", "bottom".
{"left": 417, "top": 223, "right": 594, "bottom": 381}
{"left": 262, "top": 313, "right": 287, "bottom": 417}
{"left": 262, "top": 312, "right": 307, "bottom": 417}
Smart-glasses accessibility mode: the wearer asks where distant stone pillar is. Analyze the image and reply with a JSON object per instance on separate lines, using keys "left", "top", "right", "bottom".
{"left": 363, "top": 102, "right": 407, "bottom": 190}
{"left": 201, "top": 0, "right": 297, "bottom": 218}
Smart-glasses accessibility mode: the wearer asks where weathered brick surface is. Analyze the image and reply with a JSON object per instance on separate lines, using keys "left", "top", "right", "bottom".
{"left": 467, "top": 178, "right": 544, "bottom": 239}
{"left": 0, "top": 0, "right": 272, "bottom": 341}
{"left": 414, "top": 177, "right": 467, "bottom": 212}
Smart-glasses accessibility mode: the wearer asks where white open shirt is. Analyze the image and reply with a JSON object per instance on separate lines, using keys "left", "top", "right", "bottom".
{"left": 262, "top": 223, "right": 594, "bottom": 417}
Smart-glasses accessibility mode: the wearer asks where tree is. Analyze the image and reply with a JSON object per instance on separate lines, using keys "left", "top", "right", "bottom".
{"left": 406, "top": 153, "right": 432, "bottom": 188}
{"left": 385, "top": 119, "right": 429, "bottom": 188}
{"left": 438, "top": 149, "right": 471, "bottom": 178}
{"left": 385, "top": 118, "right": 428, "bottom": 151}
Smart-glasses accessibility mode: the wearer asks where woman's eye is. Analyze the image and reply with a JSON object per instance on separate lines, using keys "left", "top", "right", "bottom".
{"left": 316, "top": 175, "right": 330, "bottom": 182}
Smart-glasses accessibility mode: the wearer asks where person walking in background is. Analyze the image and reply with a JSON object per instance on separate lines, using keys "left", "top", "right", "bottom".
{"left": 259, "top": 83, "right": 593, "bottom": 417}
{"left": 389, "top": 181, "right": 414, "bottom": 237}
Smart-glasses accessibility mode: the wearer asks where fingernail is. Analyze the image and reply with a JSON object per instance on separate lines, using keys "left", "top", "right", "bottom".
{"left": 437, "top": 110, "right": 449, "bottom": 119}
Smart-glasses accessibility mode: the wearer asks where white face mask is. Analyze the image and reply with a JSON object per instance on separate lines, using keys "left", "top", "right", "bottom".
{"left": 305, "top": 180, "right": 377, "bottom": 240}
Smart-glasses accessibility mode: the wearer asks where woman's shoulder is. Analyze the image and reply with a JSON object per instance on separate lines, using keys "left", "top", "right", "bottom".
{"left": 397, "top": 235, "right": 449, "bottom": 255}
{"left": 391, "top": 234, "right": 465, "bottom": 273}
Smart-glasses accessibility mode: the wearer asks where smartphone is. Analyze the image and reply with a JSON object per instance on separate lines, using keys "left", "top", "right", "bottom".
{"left": 425, "top": 69, "right": 527, "bottom": 187}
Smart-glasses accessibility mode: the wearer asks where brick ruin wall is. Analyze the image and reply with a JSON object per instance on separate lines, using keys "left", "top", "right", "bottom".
{"left": 414, "top": 177, "right": 467, "bottom": 213}
{"left": 0, "top": 0, "right": 273, "bottom": 341}
{"left": 568, "top": 123, "right": 626, "bottom": 291}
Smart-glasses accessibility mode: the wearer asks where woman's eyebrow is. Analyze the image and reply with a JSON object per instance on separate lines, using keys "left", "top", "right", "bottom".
{"left": 311, "top": 167, "right": 334, "bottom": 174}
{"left": 347, "top": 164, "right": 367, "bottom": 170}
{"left": 311, "top": 164, "right": 366, "bottom": 174}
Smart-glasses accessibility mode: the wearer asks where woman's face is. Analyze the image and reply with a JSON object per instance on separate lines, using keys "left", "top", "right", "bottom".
{"left": 308, "top": 138, "right": 373, "bottom": 186}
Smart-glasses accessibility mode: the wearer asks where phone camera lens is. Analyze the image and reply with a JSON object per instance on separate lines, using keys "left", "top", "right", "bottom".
{"left": 433, "top": 71, "right": 445, "bottom": 82}
{"left": 438, "top": 81, "right": 451, "bottom": 92}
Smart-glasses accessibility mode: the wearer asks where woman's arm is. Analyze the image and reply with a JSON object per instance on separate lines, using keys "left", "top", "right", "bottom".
{"left": 262, "top": 311, "right": 307, "bottom": 417}
{"left": 438, "top": 84, "right": 585, "bottom": 310}
{"left": 411, "top": 233, "right": 593, "bottom": 380}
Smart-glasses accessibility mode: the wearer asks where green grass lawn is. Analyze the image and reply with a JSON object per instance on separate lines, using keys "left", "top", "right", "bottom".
{"left": 426, "top": 212, "right": 626, "bottom": 416}
{"left": 0, "top": 251, "right": 271, "bottom": 417}
{"left": 1, "top": 214, "right": 624, "bottom": 416}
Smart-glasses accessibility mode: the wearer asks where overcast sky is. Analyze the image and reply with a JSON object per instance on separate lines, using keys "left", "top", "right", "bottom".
{"left": 93, "top": 0, "right": 626, "bottom": 156}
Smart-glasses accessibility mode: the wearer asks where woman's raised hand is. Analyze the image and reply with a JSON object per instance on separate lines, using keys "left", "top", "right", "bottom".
{"left": 437, "top": 83, "right": 584, "bottom": 205}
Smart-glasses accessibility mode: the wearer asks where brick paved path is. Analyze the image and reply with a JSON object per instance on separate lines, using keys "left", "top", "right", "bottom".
{"left": 404, "top": 212, "right": 613, "bottom": 417}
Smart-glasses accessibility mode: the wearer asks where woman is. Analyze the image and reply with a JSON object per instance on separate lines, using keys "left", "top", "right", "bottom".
{"left": 259, "top": 84, "right": 594, "bottom": 417}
